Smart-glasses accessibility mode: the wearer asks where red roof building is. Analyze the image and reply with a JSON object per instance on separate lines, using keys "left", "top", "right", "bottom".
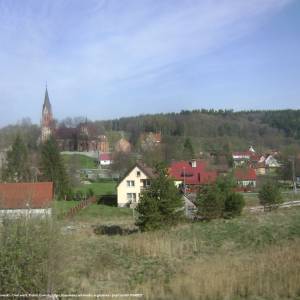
{"left": 234, "top": 168, "right": 257, "bottom": 191}
{"left": 169, "top": 160, "right": 217, "bottom": 185}
{"left": 99, "top": 153, "right": 112, "bottom": 161}
{"left": 0, "top": 182, "right": 53, "bottom": 209}
{"left": 234, "top": 168, "right": 256, "bottom": 181}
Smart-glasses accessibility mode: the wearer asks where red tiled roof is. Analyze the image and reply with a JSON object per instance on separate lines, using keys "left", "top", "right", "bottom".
{"left": 234, "top": 168, "right": 256, "bottom": 181}
{"left": 169, "top": 160, "right": 217, "bottom": 185}
{"left": 0, "top": 182, "right": 53, "bottom": 209}
{"left": 99, "top": 153, "right": 112, "bottom": 161}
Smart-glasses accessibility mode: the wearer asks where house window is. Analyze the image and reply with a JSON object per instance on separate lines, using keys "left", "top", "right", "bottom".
{"left": 137, "top": 171, "right": 141, "bottom": 177}
{"left": 126, "top": 180, "right": 135, "bottom": 187}
{"left": 127, "top": 193, "right": 136, "bottom": 203}
{"left": 141, "top": 179, "right": 150, "bottom": 187}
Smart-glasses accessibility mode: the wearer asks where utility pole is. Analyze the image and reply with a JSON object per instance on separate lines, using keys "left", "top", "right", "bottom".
{"left": 183, "top": 167, "right": 186, "bottom": 194}
{"left": 291, "top": 156, "right": 297, "bottom": 195}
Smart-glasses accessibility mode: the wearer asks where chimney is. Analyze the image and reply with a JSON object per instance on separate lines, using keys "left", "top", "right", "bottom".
{"left": 191, "top": 159, "right": 197, "bottom": 168}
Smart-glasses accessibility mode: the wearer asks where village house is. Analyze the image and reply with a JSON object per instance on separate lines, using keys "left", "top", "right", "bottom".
{"left": 234, "top": 168, "right": 257, "bottom": 191}
{"left": 169, "top": 160, "right": 217, "bottom": 191}
{"left": 0, "top": 182, "right": 53, "bottom": 218}
{"left": 117, "top": 163, "right": 155, "bottom": 207}
{"left": 99, "top": 153, "right": 113, "bottom": 166}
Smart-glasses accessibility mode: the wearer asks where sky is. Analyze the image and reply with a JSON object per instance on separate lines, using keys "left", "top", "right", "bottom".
{"left": 0, "top": 0, "right": 299, "bottom": 127}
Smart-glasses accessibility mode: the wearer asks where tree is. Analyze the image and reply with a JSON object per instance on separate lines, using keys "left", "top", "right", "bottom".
{"left": 197, "top": 175, "right": 245, "bottom": 220}
{"left": 224, "top": 193, "right": 245, "bottom": 217}
{"left": 39, "top": 137, "right": 70, "bottom": 199}
{"left": 258, "top": 181, "right": 283, "bottom": 211}
{"left": 183, "top": 138, "right": 195, "bottom": 159}
{"left": 2, "top": 135, "right": 31, "bottom": 182}
{"left": 197, "top": 184, "right": 225, "bottom": 220}
{"left": 136, "top": 163, "right": 183, "bottom": 231}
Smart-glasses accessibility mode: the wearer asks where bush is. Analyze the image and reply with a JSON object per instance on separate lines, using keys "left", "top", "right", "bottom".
{"left": 224, "top": 192, "right": 245, "bottom": 218}
{"left": 197, "top": 176, "right": 245, "bottom": 220}
{"left": 0, "top": 216, "right": 65, "bottom": 294}
{"left": 197, "top": 185, "right": 225, "bottom": 220}
{"left": 258, "top": 181, "right": 283, "bottom": 211}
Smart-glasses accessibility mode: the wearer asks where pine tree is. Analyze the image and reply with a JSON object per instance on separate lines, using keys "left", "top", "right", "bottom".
{"left": 2, "top": 135, "right": 31, "bottom": 182}
{"left": 183, "top": 138, "right": 195, "bottom": 159}
{"left": 39, "top": 137, "right": 70, "bottom": 199}
{"left": 136, "top": 163, "right": 183, "bottom": 231}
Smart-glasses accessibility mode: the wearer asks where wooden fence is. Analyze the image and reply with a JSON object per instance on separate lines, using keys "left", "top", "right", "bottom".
{"left": 65, "top": 196, "right": 97, "bottom": 218}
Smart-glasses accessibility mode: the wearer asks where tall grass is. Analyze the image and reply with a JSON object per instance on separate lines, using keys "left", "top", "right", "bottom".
{"left": 0, "top": 215, "right": 66, "bottom": 294}
{"left": 140, "top": 241, "right": 300, "bottom": 300}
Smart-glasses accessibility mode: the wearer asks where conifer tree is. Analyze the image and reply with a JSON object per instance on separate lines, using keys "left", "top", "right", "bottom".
{"left": 183, "top": 138, "right": 195, "bottom": 159}
{"left": 39, "top": 136, "right": 70, "bottom": 199}
{"left": 136, "top": 163, "right": 183, "bottom": 231}
{"left": 2, "top": 135, "right": 31, "bottom": 182}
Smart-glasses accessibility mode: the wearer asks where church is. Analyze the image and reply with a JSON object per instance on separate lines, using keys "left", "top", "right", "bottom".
{"left": 40, "top": 88, "right": 109, "bottom": 152}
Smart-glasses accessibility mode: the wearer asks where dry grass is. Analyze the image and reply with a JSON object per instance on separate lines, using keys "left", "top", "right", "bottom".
{"left": 141, "top": 241, "right": 300, "bottom": 300}
{"left": 55, "top": 208, "right": 300, "bottom": 299}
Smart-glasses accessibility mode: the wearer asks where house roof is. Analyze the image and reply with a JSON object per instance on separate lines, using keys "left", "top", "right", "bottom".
{"left": 234, "top": 168, "right": 256, "bottom": 181}
{"left": 169, "top": 160, "right": 217, "bottom": 185}
{"left": 100, "top": 153, "right": 112, "bottom": 161}
{"left": 0, "top": 182, "right": 54, "bottom": 209}
{"left": 117, "top": 162, "right": 155, "bottom": 187}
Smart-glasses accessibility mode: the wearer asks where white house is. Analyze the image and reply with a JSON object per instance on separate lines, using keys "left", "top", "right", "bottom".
{"left": 117, "top": 163, "right": 155, "bottom": 207}
{"left": 99, "top": 153, "right": 113, "bottom": 166}
{"left": 265, "top": 155, "right": 280, "bottom": 168}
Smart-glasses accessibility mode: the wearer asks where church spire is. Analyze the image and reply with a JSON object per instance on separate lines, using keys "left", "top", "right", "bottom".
{"left": 41, "top": 85, "right": 54, "bottom": 142}
{"left": 43, "top": 86, "right": 52, "bottom": 114}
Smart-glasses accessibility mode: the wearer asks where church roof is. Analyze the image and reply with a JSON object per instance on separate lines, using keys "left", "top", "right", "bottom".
{"left": 43, "top": 87, "right": 52, "bottom": 113}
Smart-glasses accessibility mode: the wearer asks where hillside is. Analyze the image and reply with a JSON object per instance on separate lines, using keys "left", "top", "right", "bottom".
{"left": 1, "top": 109, "right": 300, "bottom": 156}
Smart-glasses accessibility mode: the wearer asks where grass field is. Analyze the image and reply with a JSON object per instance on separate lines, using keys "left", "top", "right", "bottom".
{"left": 59, "top": 207, "right": 300, "bottom": 299}
{"left": 62, "top": 153, "right": 97, "bottom": 169}
{"left": 74, "top": 181, "right": 117, "bottom": 196}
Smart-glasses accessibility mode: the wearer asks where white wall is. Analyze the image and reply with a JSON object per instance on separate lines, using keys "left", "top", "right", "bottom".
{"left": 117, "top": 166, "right": 149, "bottom": 207}
{"left": 0, "top": 208, "right": 52, "bottom": 219}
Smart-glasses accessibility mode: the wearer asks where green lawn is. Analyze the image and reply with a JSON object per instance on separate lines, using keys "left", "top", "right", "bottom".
{"left": 74, "top": 181, "right": 117, "bottom": 196}
{"left": 53, "top": 200, "right": 132, "bottom": 222}
{"left": 62, "top": 154, "right": 97, "bottom": 169}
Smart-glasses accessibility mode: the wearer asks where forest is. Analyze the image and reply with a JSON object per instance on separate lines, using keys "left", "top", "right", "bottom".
{"left": 1, "top": 109, "right": 300, "bottom": 159}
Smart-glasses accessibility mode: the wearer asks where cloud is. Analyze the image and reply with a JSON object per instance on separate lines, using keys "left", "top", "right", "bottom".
{"left": 0, "top": 0, "right": 295, "bottom": 125}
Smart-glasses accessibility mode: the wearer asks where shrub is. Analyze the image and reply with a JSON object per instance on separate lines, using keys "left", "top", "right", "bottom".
{"left": 196, "top": 185, "right": 225, "bottom": 220}
{"left": 197, "top": 176, "right": 245, "bottom": 220}
{"left": 224, "top": 192, "right": 245, "bottom": 218}
{"left": 258, "top": 181, "right": 283, "bottom": 211}
{"left": 0, "top": 216, "right": 65, "bottom": 294}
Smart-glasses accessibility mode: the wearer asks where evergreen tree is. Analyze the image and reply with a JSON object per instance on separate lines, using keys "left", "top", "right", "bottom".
{"left": 2, "top": 135, "right": 31, "bottom": 182}
{"left": 136, "top": 163, "right": 183, "bottom": 231}
{"left": 258, "top": 181, "right": 283, "bottom": 211}
{"left": 39, "top": 137, "right": 70, "bottom": 199}
{"left": 183, "top": 138, "right": 195, "bottom": 159}
{"left": 197, "top": 176, "right": 245, "bottom": 220}
{"left": 197, "top": 184, "right": 225, "bottom": 220}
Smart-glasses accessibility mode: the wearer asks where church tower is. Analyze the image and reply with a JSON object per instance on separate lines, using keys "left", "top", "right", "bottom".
{"left": 41, "top": 87, "right": 54, "bottom": 142}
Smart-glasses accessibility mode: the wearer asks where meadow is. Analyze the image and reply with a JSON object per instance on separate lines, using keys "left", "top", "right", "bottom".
{"left": 1, "top": 197, "right": 300, "bottom": 299}
{"left": 56, "top": 205, "right": 300, "bottom": 299}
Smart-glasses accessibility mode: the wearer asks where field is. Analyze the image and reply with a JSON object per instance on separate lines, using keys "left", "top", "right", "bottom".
{"left": 2, "top": 196, "right": 300, "bottom": 299}
{"left": 54, "top": 204, "right": 300, "bottom": 300}
{"left": 62, "top": 153, "right": 97, "bottom": 169}
{"left": 74, "top": 181, "right": 117, "bottom": 196}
